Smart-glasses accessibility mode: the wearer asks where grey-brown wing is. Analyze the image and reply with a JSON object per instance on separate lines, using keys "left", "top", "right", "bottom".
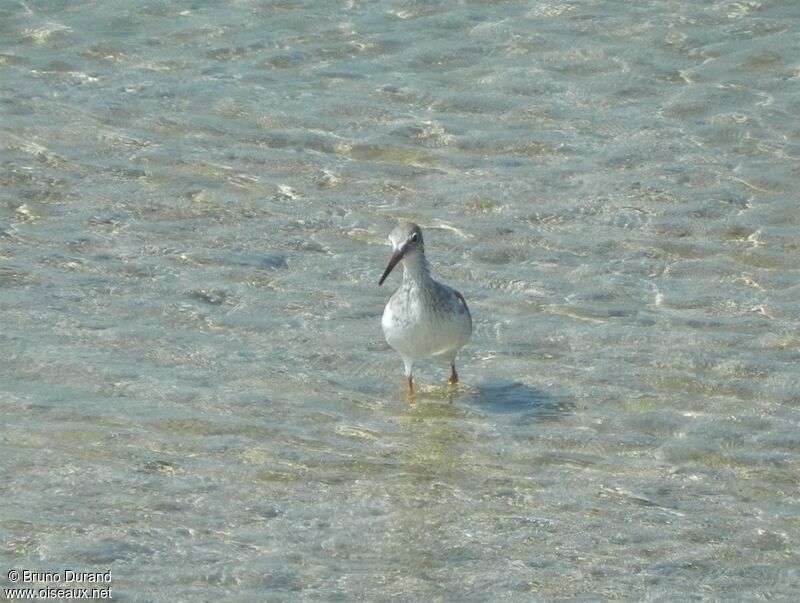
{"left": 453, "top": 289, "right": 471, "bottom": 325}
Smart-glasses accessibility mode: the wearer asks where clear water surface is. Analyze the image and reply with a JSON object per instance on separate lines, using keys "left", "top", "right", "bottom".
{"left": 1, "top": 1, "right": 799, "bottom": 600}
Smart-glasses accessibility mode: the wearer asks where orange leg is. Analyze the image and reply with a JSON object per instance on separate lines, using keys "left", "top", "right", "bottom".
{"left": 406, "top": 375, "right": 414, "bottom": 399}
{"left": 449, "top": 364, "right": 459, "bottom": 385}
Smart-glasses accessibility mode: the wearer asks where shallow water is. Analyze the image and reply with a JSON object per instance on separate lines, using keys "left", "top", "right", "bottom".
{"left": 1, "top": 0, "right": 799, "bottom": 600}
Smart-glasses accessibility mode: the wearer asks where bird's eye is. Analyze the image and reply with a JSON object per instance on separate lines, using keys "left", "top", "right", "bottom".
{"left": 410, "top": 232, "right": 419, "bottom": 243}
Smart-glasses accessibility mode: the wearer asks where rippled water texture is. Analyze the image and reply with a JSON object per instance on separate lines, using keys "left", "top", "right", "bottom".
{"left": 1, "top": 1, "right": 799, "bottom": 600}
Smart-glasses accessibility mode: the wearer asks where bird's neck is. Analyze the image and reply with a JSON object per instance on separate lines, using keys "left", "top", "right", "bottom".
{"left": 401, "top": 250, "right": 431, "bottom": 285}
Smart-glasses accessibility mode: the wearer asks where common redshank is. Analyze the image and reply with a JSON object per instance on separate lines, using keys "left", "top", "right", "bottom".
{"left": 378, "top": 222, "right": 472, "bottom": 397}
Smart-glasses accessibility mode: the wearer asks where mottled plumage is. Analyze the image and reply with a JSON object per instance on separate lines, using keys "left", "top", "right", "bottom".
{"left": 379, "top": 222, "right": 472, "bottom": 396}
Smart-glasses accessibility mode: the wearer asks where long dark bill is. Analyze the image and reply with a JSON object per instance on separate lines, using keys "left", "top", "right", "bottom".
{"left": 378, "top": 249, "right": 404, "bottom": 286}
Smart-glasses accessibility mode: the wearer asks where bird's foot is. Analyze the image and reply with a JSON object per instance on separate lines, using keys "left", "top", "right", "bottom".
{"left": 448, "top": 365, "right": 459, "bottom": 386}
